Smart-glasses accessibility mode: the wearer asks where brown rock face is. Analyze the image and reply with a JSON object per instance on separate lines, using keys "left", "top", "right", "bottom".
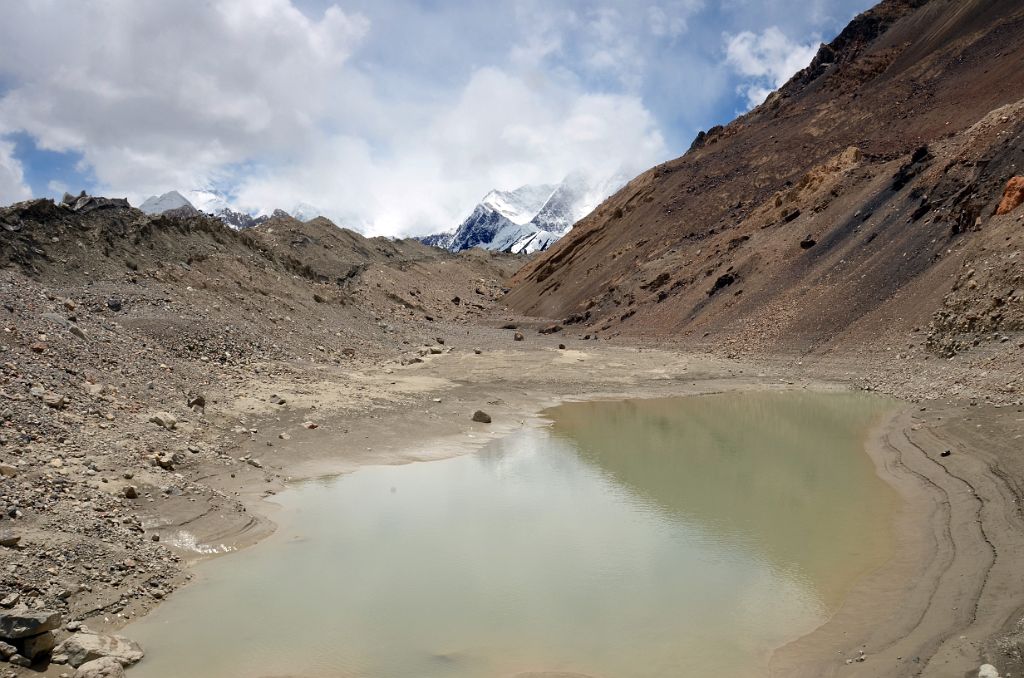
{"left": 506, "top": 0, "right": 1024, "bottom": 357}
{"left": 996, "top": 176, "right": 1024, "bottom": 215}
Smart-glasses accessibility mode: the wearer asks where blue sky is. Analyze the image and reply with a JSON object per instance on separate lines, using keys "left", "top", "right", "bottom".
{"left": 0, "top": 0, "right": 873, "bottom": 235}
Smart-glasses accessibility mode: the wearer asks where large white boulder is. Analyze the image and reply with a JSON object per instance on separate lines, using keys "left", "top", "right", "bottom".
{"left": 54, "top": 632, "right": 144, "bottom": 668}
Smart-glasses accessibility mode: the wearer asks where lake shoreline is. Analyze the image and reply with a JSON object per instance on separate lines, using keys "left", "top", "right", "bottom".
{"left": 74, "top": 345, "right": 1024, "bottom": 678}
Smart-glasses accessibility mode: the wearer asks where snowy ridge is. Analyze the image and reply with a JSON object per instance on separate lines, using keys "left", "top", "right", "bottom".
{"left": 136, "top": 188, "right": 328, "bottom": 230}
{"left": 420, "top": 172, "right": 624, "bottom": 254}
{"left": 138, "top": 191, "right": 195, "bottom": 215}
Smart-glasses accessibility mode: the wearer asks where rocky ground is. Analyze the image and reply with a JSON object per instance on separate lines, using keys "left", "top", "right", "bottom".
{"left": 2, "top": 193, "right": 1024, "bottom": 677}
{"left": 0, "top": 199, "right": 527, "bottom": 676}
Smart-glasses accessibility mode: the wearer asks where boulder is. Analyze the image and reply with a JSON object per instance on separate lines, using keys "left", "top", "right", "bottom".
{"left": 472, "top": 410, "right": 492, "bottom": 424}
{"left": 54, "top": 632, "right": 144, "bottom": 668}
{"left": 0, "top": 608, "right": 60, "bottom": 640}
{"left": 22, "top": 630, "right": 56, "bottom": 660}
{"left": 74, "top": 657, "right": 127, "bottom": 678}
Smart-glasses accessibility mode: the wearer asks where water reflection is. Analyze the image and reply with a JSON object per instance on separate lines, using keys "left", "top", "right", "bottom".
{"left": 128, "top": 391, "right": 896, "bottom": 678}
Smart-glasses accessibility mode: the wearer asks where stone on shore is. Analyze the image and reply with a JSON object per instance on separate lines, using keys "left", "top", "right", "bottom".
{"left": 74, "top": 657, "right": 127, "bottom": 678}
{"left": 0, "top": 608, "right": 60, "bottom": 640}
{"left": 22, "top": 630, "right": 56, "bottom": 660}
{"left": 54, "top": 632, "right": 144, "bottom": 668}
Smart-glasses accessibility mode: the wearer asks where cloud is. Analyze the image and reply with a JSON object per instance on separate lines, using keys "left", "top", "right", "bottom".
{"left": 0, "top": 0, "right": 871, "bottom": 235}
{"left": 0, "top": 139, "right": 31, "bottom": 205}
{"left": 0, "top": 0, "right": 370, "bottom": 202}
{"left": 0, "top": 0, "right": 670, "bottom": 236}
{"left": 724, "top": 27, "right": 820, "bottom": 108}
{"left": 231, "top": 67, "right": 666, "bottom": 235}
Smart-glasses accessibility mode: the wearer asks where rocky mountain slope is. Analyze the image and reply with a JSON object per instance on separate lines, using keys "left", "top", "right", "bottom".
{"left": 507, "top": 0, "right": 1024, "bottom": 385}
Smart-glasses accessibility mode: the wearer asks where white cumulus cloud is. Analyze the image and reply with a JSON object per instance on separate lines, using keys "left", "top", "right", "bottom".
{"left": 0, "top": 140, "right": 31, "bottom": 205}
{"left": 724, "top": 27, "right": 819, "bottom": 108}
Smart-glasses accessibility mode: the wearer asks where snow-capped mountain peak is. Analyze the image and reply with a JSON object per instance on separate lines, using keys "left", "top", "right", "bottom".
{"left": 139, "top": 190, "right": 195, "bottom": 215}
{"left": 419, "top": 172, "right": 624, "bottom": 255}
{"left": 480, "top": 184, "right": 556, "bottom": 225}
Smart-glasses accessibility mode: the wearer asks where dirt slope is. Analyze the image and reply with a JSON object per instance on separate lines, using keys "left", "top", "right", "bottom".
{"left": 506, "top": 0, "right": 1024, "bottom": 371}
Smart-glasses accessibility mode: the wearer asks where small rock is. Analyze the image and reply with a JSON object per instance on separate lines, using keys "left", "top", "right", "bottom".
{"left": 302, "top": 421, "right": 318, "bottom": 430}
{"left": 940, "top": 450, "right": 951, "bottom": 457}
{"left": 246, "top": 458, "right": 263, "bottom": 469}
{"left": 187, "top": 395, "right": 205, "bottom": 410}
{"left": 0, "top": 640, "right": 15, "bottom": 659}
{"left": 269, "top": 394, "right": 286, "bottom": 405}
{"left": 312, "top": 293, "right": 326, "bottom": 303}
{"left": 278, "top": 432, "right": 291, "bottom": 441}
{"left": 0, "top": 464, "right": 16, "bottom": 478}
{"left": 472, "top": 410, "right": 492, "bottom": 424}
{"left": 43, "top": 392, "right": 68, "bottom": 409}
{"left": 558, "top": 344, "right": 566, "bottom": 350}
{"left": 0, "top": 593, "right": 19, "bottom": 608}
{"left": 74, "top": 657, "right": 126, "bottom": 678}
{"left": 978, "top": 665, "right": 1000, "bottom": 678}
{"left": 514, "top": 332, "right": 524, "bottom": 342}
{"left": 148, "top": 413, "right": 177, "bottom": 430}
{"left": 539, "top": 324, "right": 563, "bottom": 335}
{"left": 429, "top": 346, "right": 443, "bottom": 355}
{"left": 123, "top": 486, "right": 138, "bottom": 500}
{"left": 9, "top": 653, "right": 31, "bottom": 667}
{"left": 473, "top": 348, "right": 482, "bottom": 355}
{"left": 0, "top": 531, "right": 21, "bottom": 548}
{"left": 106, "top": 298, "right": 122, "bottom": 312}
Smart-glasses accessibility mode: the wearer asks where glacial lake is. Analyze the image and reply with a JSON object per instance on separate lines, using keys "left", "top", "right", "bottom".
{"left": 127, "top": 391, "right": 897, "bottom": 678}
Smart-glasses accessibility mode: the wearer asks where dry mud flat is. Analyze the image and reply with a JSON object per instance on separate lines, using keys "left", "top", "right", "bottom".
{"left": 120, "top": 343, "right": 1024, "bottom": 677}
